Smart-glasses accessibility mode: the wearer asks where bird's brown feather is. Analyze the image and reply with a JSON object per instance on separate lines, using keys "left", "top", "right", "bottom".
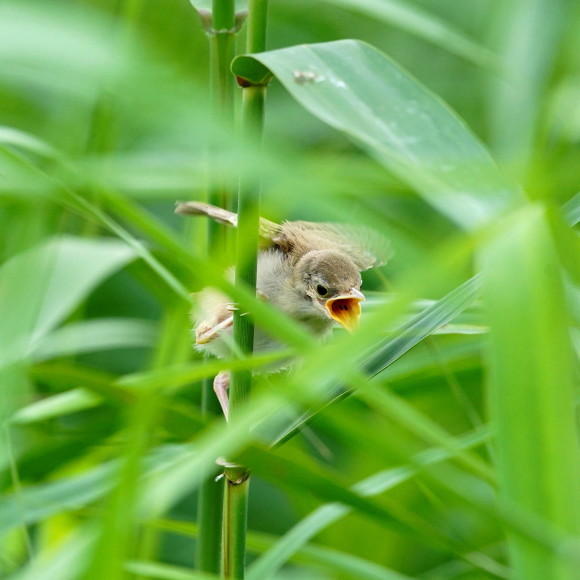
{"left": 176, "top": 201, "right": 390, "bottom": 271}
{"left": 271, "top": 221, "right": 390, "bottom": 271}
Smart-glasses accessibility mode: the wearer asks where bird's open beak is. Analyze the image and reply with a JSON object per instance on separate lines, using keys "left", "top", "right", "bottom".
{"left": 325, "top": 288, "right": 365, "bottom": 332}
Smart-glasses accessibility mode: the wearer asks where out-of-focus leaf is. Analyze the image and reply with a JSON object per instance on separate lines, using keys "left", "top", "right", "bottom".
{"left": 0, "top": 463, "right": 115, "bottom": 537}
{"left": 563, "top": 192, "right": 580, "bottom": 226}
{"left": 152, "top": 518, "right": 414, "bottom": 579}
{"left": 0, "top": 126, "right": 63, "bottom": 161}
{"left": 242, "top": 446, "right": 484, "bottom": 566}
{"left": 126, "top": 561, "right": 223, "bottom": 580}
{"left": 233, "top": 40, "right": 519, "bottom": 230}
{"left": 4, "top": 527, "right": 97, "bottom": 580}
{"left": 190, "top": 0, "right": 248, "bottom": 12}
{"left": 481, "top": 204, "right": 580, "bottom": 578}
{"left": 117, "top": 350, "right": 292, "bottom": 392}
{"left": 10, "top": 389, "right": 102, "bottom": 425}
{"left": 547, "top": 205, "right": 580, "bottom": 285}
{"left": 29, "top": 318, "right": 158, "bottom": 362}
{"left": 0, "top": 2, "right": 127, "bottom": 97}
{"left": 486, "top": 0, "right": 573, "bottom": 174}
{"left": 274, "top": 276, "right": 481, "bottom": 445}
{"left": 0, "top": 237, "right": 137, "bottom": 368}
{"left": 323, "top": 0, "right": 501, "bottom": 70}
{"left": 365, "top": 276, "right": 481, "bottom": 377}
{"left": 248, "top": 428, "right": 491, "bottom": 580}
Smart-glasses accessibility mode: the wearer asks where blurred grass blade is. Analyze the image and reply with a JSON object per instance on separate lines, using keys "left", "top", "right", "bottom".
{"left": 10, "top": 388, "right": 102, "bottom": 425}
{"left": 150, "top": 519, "right": 414, "bottom": 579}
{"left": 125, "top": 561, "right": 216, "bottom": 580}
{"left": 0, "top": 464, "right": 115, "bottom": 537}
{"left": 0, "top": 126, "right": 64, "bottom": 162}
{"left": 324, "top": 0, "right": 501, "bottom": 70}
{"left": 562, "top": 192, "right": 580, "bottom": 226}
{"left": 0, "top": 236, "right": 137, "bottom": 368}
{"left": 0, "top": 2, "right": 126, "bottom": 95}
{"left": 190, "top": 0, "right": 248, "bottom": 11}
{"left": 28, "top": 238, "right": 136, "bottom": 343}
{"left": 273, "top": 275, "right": 481, "bottom": 445}
{"left": 486, "top": 0, "right": 572, "bottom": 174}
{"left": 365, "top": 275, "right": 481, "bottom": 377}
{"left": 233, "top": 40, "right": 519, "bottom": 230}
{"left": 29, "top": 318, "right": 158, "bottom": 362}
{"left": 243, "top": 446, "right": 479, "bottom": 560}
{"left": 4, "top": 527, "right": 97, "bottom": 580}
{"left": 480, "top": 204, "right": 580, "bottom": 578}
{"left": 248, "top": 428, "right": 491, "bottom": 580}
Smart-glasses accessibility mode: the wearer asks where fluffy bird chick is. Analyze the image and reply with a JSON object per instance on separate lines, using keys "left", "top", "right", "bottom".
{"left": 176, "top": 201, "right": 390, "bottom": 418}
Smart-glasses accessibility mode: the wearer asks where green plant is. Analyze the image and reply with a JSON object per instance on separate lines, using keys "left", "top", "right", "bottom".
{"left": 0, "top": 1, "right": 578, "bottom": 579}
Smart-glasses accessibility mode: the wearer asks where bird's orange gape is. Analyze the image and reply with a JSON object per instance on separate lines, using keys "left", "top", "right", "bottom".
{"left": 325, "top": 289, "right": 364, "bottom": 331}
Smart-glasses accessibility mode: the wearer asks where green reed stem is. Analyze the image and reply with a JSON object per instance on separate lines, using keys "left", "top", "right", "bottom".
{"left": 224, "top": 0, "right": 269, "bottom": 577}
{"left": 196, "top": 0, "right": 239, "bottom": 575}
{"left": 222, "top": 469, "right": 251, "bottom": 579}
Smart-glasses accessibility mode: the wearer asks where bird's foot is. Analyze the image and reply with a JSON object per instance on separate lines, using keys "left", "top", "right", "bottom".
{"left": 213, "top": 370, "right": 230, "bottom": 421}
{"left": 195, "top": 316, "right": 233, "bottom": 345}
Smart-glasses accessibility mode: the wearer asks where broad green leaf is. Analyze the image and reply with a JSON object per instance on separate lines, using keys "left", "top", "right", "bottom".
{"left": 0, "top": 237, "right": 136, "bottom": 368}
{"left": 233, "top": 40, "right": 519, "bottom": 230}
{"left": 323, "top": 0, "right": 501, "bottom": 70}
{"left": 480, "top": 204, "right": 580, "bottom": 579}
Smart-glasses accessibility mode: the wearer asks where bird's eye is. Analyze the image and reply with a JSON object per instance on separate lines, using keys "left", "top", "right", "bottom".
{"left": 316, "top": 284, "right": 328, "bottom": 296}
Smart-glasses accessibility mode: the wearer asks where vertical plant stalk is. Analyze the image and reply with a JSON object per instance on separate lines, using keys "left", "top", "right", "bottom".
{"left": 196, "top": 0, "right": 239, "bottom": 575}
{"left": 223, "top": 0, "right": 269, "bottom": 578}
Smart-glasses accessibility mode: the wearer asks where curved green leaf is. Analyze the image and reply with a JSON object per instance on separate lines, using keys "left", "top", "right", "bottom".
{"left": 233, "top": 40, "right": 519, "bottom": 230}
{"left": 273, "top": 275, "right": 481, "bottom": 445}
{"left": 248, "top": 429, "right": 491, "bottom": 580}
{"left": 0, "top": 237, "right": 137, "bottom": 368}
{"left": 10, "top": 388, "right": 102, "bottom": 425}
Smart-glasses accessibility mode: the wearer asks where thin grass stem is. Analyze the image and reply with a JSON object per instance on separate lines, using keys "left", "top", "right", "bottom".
{"left": 223, "top": 1, "right": 269, "bottom": 577}
{"left": 195, "top": 0, "right": 239, "bottom": 575}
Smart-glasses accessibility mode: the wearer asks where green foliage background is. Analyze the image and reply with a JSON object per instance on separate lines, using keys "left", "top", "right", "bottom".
{"left": 0, "top": 0, "right": 578, "bottom": 579}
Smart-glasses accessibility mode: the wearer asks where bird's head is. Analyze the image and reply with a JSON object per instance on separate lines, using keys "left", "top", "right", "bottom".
{"left": 292, "top": 250, "right": 365, "bottom": 331}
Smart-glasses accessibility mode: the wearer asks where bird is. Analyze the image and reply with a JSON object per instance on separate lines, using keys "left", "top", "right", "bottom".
{"left": 176, "top": 201, "right": 390, "bottom": 419}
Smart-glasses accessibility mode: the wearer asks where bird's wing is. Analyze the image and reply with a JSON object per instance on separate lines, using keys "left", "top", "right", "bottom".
{"left": 176, "top": 202, "right": 390, "bottom": 270}
{"left": 272, "top": 221, "right": 391, "bottom": 271}
{"left": 175, "top": 201, "right": 280, "bottom": 242}
{"left": 176, "top": 201, "right": 238, "bottom": 226}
